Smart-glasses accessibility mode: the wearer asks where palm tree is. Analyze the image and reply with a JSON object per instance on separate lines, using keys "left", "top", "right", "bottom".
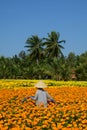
{"left": 43, "top": 31, "right": 65, "bottom": 58}
{"left": 25, "top": 35, "right": 44, "bottom": 64}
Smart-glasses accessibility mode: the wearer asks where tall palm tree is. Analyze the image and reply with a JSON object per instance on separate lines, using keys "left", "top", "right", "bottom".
{"left": 25, "top": 35, "right": 44, "bottom": 64}
{"left": 43, "top": 31, "right": 65, "bottom": 58}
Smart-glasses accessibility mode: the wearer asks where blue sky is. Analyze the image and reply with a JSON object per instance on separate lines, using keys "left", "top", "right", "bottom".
{"left": 0, "top": 0, "right": 87, "bottom": 57}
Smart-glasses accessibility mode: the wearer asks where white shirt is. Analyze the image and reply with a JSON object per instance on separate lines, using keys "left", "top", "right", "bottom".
{"left": 32, "top": 89, "right": 53, "bottom": 107}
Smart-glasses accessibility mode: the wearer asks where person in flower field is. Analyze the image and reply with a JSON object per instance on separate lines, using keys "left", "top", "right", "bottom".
{"left": 21, "top": 80, "right": 56, "bottom": 108}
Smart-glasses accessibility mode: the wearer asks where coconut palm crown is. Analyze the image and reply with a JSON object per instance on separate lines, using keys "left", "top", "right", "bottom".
{"left": 43, "top": 31, "right": 65, "bottom": 58}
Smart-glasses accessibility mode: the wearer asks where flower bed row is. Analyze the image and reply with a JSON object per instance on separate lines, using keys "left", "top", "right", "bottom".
{"left": 0, "top": 79, "right": 87, "bottom": 89}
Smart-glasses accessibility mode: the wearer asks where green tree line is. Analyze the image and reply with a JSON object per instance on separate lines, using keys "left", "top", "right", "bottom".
{"left": 0, "top": 31, "right": 87, "bottom": 80}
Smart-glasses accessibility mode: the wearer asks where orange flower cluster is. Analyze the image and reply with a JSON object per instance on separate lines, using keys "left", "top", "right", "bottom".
{"left": 0, "top": 87, "right": 87, "bottom": 130}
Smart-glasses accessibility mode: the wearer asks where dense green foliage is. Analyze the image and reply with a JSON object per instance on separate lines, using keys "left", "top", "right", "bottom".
{"left": 0, "top": 31, "right": 87, "bottom": 80}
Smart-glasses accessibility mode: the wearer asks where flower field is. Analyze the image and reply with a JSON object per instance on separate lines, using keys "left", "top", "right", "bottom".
{"left": 0, "top": 80, "right": 87, "bottom": 130}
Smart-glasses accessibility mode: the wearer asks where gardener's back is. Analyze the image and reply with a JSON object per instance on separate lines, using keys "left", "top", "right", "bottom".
{"left": 34, "top": 89, "right": 53, "bottom": 107}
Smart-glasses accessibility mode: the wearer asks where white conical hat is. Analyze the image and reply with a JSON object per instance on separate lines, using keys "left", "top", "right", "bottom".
{"left": 35, "top": 80, "right": 47, "bottom": 88}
